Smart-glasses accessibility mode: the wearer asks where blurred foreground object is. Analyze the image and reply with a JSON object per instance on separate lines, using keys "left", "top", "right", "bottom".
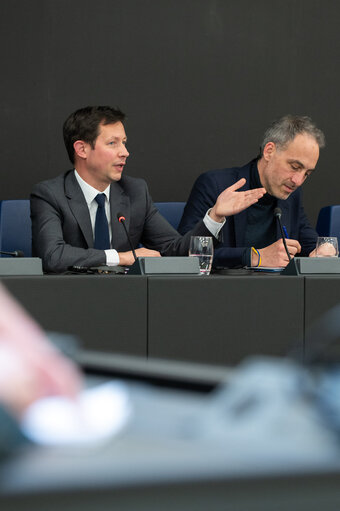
{"left": 0, "top": 283, "right": 82, "bottom": 456}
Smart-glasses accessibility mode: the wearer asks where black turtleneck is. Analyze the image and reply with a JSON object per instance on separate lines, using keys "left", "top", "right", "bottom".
{"left": 243, "top": 160, "right": 278, "bottom": 264}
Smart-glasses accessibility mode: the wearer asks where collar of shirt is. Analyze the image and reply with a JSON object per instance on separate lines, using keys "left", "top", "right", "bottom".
{"left": 74, "top": 169, "right": 110, "bottom": 204}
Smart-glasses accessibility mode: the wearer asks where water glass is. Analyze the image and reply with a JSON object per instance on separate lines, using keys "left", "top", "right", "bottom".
{"left": 189, "top": 236, "right": 213, "bottom": 275}
{"left": 315, "top": 236, "right": 339, "bottom": 257}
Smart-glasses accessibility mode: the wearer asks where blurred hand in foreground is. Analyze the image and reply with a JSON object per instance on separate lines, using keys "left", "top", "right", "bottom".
{"left": 0, "top": 284, "right": 82, "bottom": 417}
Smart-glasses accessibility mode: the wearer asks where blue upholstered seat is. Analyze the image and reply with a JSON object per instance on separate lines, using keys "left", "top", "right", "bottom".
{"left": 154, "top": 202, "right": 186, "bottom": 231}
{"left": 316, "top": 205, "right": 340, "bottom": 239}
{"left": 0, "top": 200, "right": 32, "bottom": 257}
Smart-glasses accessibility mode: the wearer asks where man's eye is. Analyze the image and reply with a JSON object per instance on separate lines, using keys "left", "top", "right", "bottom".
{"left": 290, "top": 164, "right": 300, "bottom": 171}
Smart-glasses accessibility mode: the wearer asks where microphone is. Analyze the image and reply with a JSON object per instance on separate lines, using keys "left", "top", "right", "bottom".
{"left": 274, "top": 207, "right": 291, "bottom": 263}
{"left": 0, "top": 250, "right": 24, "bottom": 257}
{"left": 117, "top": 213, "right": 137, "bottom": 262}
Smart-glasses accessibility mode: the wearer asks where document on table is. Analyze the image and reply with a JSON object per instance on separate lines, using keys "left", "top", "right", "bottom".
{"left": 246, "top": 266, "right": 284, "bottom": 272}
{"left": 21, "top": 382, "right": 132, "bottom": 446}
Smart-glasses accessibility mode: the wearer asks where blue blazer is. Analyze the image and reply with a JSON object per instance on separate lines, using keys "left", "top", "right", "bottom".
{"left": 178, "top": 160, "right": 318, "bottom": 268}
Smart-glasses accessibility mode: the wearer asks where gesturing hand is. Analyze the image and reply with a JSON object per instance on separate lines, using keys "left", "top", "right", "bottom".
{"left": 209, "top": 178, "right": 266, "bottom": 222}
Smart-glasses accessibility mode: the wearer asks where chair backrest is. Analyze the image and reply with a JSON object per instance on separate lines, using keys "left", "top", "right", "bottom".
{"left": 154, "top": 202, "right": 186, "bottom": 230}
{"left": 0, "top": 200, "right": 32, "bottom": 257}
{"left": 316, "top": 205, "right": 340, "bottom": 238}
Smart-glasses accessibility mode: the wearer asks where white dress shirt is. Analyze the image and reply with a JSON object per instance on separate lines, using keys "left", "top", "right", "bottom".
{"left": 74, "top": 170, "right": 119, "bottom": 265}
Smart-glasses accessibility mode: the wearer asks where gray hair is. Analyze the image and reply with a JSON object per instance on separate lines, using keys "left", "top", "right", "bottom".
{"left": 260, "top": 115, "right": 325, "bottom": 156}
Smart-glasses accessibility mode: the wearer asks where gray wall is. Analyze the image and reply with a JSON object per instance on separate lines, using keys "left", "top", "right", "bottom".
{"left": 0, "top": 0, "right": 339, "bottom": 225}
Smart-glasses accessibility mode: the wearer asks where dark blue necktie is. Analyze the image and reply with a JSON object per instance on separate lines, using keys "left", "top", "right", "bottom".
{"left": 94, "top": 194, "right": 110, "bottom": 250}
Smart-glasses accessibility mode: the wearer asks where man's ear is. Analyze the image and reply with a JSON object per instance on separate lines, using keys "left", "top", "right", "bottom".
{"left": 262, "top": 142, "right": 276, "bottom": 162}
{"left": 73, "top": 140, "right": 88, "bottom": 160}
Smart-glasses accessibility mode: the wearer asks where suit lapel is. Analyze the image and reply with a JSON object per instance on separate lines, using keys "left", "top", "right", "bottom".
{"left": 109, "top": 181, "right": 131, "bottom": 249}
{"left": 233, "top": 164, "right": 252, "bottom": 246}
{"left": 64, "top": 171, "right": 94, "bottom": 247}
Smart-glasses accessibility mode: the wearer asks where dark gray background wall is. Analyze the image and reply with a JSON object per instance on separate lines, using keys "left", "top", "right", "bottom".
{"left": 0, "top": 0, "right": 339, "bottom": 225}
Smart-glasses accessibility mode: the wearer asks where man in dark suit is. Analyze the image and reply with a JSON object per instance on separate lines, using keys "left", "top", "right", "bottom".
{"left": 179, "top": 115, "right": 326, "bottom": 269}
{"left": 31, "top": 106, "right": 265, "bottom": 273}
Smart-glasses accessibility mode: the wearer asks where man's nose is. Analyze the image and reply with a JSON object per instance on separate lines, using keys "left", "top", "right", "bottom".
{"left": 120, "top": 144, "right": 129, "bottom": 157}
{"left": 291, "top": 172, "right": 305, "bottom": 187}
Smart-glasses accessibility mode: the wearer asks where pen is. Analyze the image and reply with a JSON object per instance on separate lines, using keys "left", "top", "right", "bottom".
{"left": 283, "top": 225, "right": 289, "bottom": 239}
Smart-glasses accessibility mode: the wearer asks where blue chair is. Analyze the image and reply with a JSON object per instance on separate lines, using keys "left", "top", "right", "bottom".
{"left": 154, "top": 202, "right": 186, "bottom": 230}
{"left": 0, "top": 200, "right": 32, "bottom": 257}
{"left": 316, "top": 205, "right": 340, "bottom": 238}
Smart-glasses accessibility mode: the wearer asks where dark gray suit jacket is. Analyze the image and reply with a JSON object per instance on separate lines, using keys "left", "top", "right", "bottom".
{"left": 31, "top": 170, "right": 212, "bottom": 273}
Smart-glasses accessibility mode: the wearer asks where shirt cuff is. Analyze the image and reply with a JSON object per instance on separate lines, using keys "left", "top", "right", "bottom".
{"left": 242, "top": 247, "right": 252, "bottom": 267}
{"left": 104, "top": 249, "right": 120, "bottom": 266}
{"left": 203, "top": 209, "right": 226, "bottom": 238}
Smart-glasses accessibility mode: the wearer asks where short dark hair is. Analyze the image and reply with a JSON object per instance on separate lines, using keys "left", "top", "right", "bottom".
{"left": 260, "top": 115, "right": 325, "bottom": 156}
{"left": 63, "top": 106, "right": 126, "bottom": 164}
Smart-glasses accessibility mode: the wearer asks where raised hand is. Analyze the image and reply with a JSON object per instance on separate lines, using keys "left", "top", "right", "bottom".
{"left": 209, "top": 178, "right": 265, "bottom": 222}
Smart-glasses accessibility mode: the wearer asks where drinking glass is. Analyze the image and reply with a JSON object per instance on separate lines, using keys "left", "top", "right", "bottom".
{"left": 189, "top": 236, "right": 213, "bottom": 275}
{"left": 315, "top": 236, "right": 339, "bottom": 257}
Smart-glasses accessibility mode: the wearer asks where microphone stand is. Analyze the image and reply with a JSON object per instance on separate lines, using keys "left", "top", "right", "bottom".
{"left": 117, "top": 214, "right": 137, "bottom": 261}
{"left": 274, "top": 208, "right": 292, "bottom": 263}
